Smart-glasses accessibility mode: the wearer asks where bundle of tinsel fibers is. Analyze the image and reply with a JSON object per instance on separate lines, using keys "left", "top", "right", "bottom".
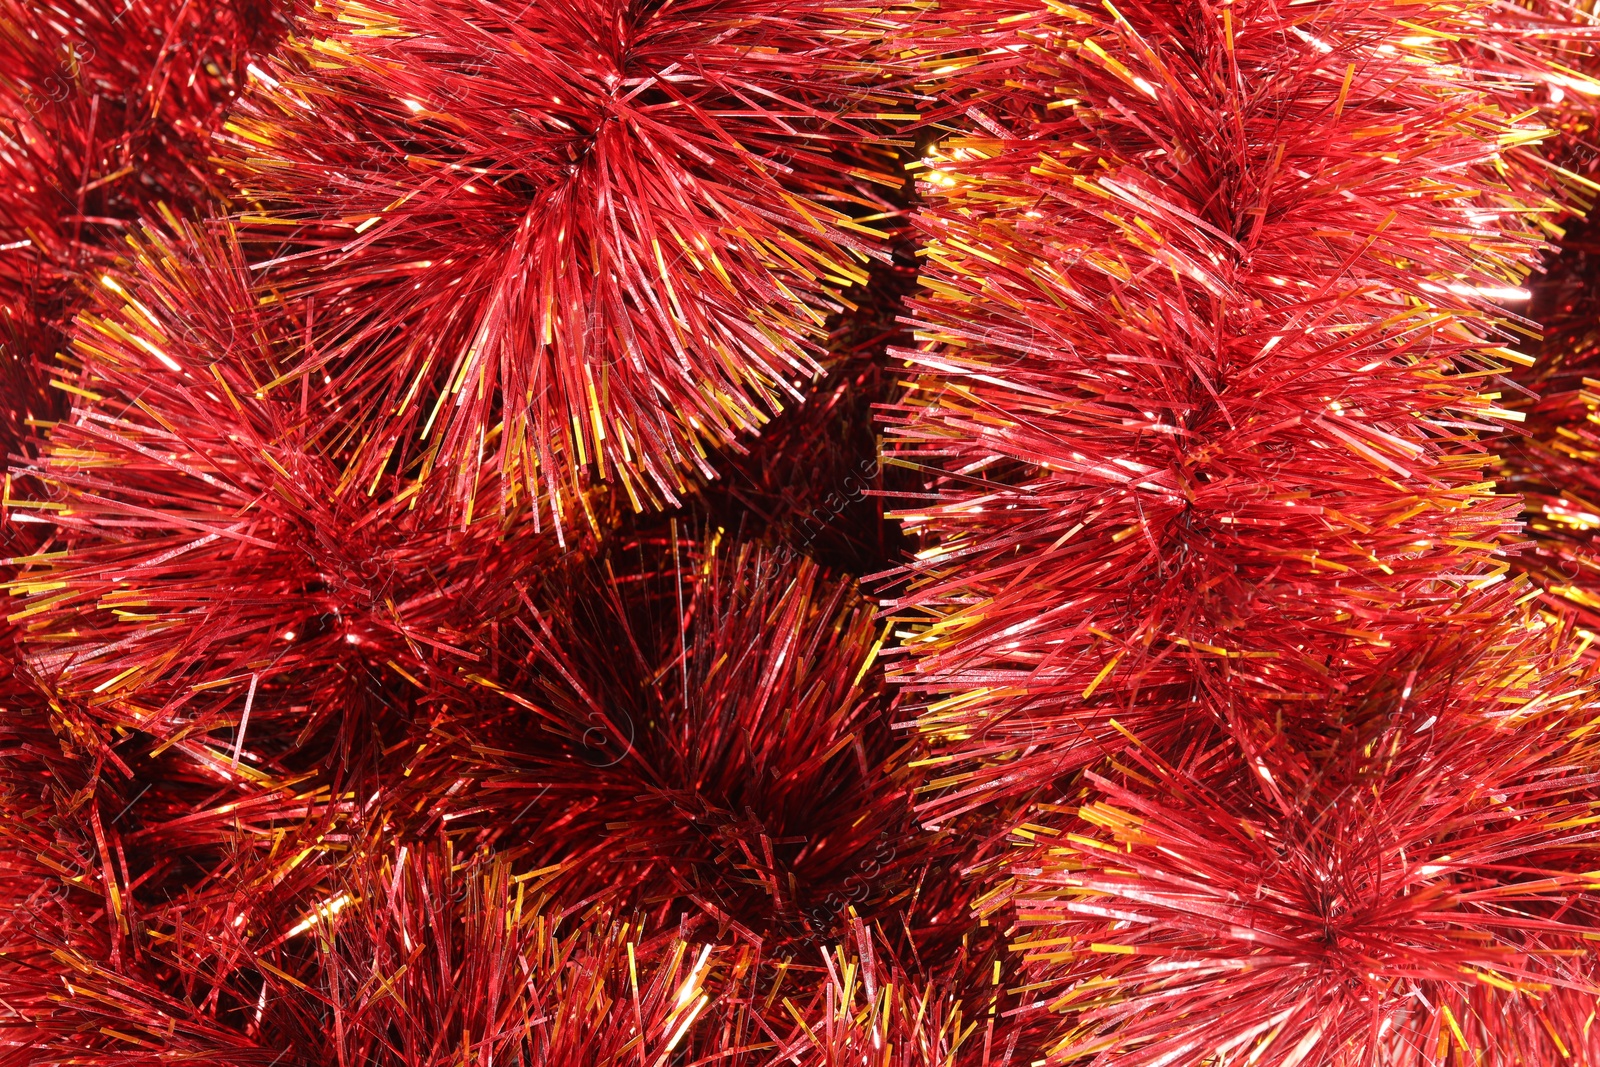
{"left": 4, "top": 0, "right": 1600, "bottom": 1065}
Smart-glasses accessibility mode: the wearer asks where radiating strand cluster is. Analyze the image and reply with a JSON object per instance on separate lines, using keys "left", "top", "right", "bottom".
{"left": 220, "top": 0, "right": 912, "bottom": 531}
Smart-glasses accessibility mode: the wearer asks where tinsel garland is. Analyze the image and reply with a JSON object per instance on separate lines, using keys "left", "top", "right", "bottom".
{"left": 3, "top": 1, "right": 1600, "bottom": 1066}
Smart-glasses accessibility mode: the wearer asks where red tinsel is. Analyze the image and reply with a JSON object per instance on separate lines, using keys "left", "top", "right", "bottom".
{"left": 8, "top": 220, "right": 563, "bottom": 750}
{"left": 992, "top": 612, "right": 1600, "bottom": 1064}
{"left": 391, "top": 532, "right": 967, "bottom": 952}
{"left": 880, "top": 0, "right": 1570, "bottom": 817}
{"left": 1499, "top": 213, "right": 1600, "bottom": 635}
{"left": 3, "top": 0, "right": 1600, "bottom": 1064}
{"left": 0, "top": 0, "right": 288, "bottom": 463}
{"left": 218, "top": 0, "right": 908, "bottom": 528}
